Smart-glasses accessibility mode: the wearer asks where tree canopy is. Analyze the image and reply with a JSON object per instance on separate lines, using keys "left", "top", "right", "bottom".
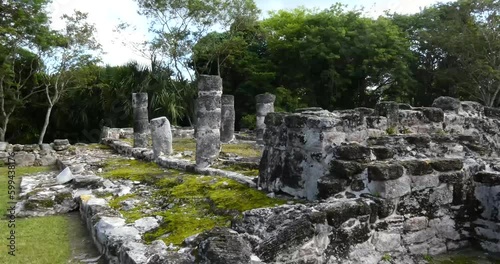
{"left": 2, "top": 0, "right": 500, "bottom": 143}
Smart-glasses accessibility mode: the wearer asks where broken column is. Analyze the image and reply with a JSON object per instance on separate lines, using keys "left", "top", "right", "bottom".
{"left": 150, "top": 116, "right": 173, "bottom": 159}
{"left": 132, "top": 92, "right": 149, "bottom": 148}
{"left": 256, "top": 93, "right": 276, "bottom": 144}
{"left": 195, "top": 75, "right": 223, "bottom": 168}
{"left": 221, "top": 95, "right": 235, "bottom": 143}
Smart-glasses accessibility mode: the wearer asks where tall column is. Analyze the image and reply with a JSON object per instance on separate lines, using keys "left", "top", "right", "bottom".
{"left": 255, "top": 93, "right": 276, "bottom": 144}
{"left": 195, "top": 75, "right": 223, "bottom": 168}
{"left": 132, "top": 93, "right": 149, "bottom": 148}
{"left": 150, "top": 116, "right": 173, "bottom": 159}
{"left": 220, "top": 95, "right": 235, "bottom": 143}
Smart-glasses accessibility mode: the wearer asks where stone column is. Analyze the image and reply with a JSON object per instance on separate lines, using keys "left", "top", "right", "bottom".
{"left": 150, "top": 116, "right": 173, "bottom": 159}
{"left": 100, "top": 126, "right": 110, "bottom": 142}
{"left": 375, "top": 101, "right": 399, "bottom": 129}
{"left": 132, "top": 93, "right": 149, "bottom": 148}
{"left": 221, "top": 95, "right": 235, "bottom": 143}
{"left": 195, "top": 75, "right": 223, "bottom": 168}
{"left": 255, "top": 93, "right": 276, "bottom": 144}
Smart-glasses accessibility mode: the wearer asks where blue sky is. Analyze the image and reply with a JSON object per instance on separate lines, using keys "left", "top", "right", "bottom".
{"left": 49, "top": 0, "right": 450, "bottom": 66}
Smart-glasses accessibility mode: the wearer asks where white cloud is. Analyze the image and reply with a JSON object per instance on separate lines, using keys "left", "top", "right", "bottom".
{"left": 48, "top": 0, "right": 449, "bottom": 66}
{"left": 49, "top": 0, "right": 150, "bottom": 67}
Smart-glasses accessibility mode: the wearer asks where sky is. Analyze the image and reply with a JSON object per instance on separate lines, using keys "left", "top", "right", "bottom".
{"left": 48, "top": 0, "right": 451, "bottom": 67}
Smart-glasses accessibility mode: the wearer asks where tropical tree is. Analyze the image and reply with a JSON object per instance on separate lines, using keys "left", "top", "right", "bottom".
{"left": 38, "top": 11, "right": 102, "bottom": 144}
{"left": 0, "top": 0, "right": 54, "bottom": 141}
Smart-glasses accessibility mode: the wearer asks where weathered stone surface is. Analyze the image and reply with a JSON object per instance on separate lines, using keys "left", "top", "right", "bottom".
{"left": 474, "top": 171, "right": 500, "bottom": 186}
{"left": 401, "top": 160, "right": 433, "bottom": 176}
{"left": 375, "top": 101, "right": 399, "bottom": 127}
{"left": 53, "top": 139, "right": 70, "bottom": 151}
{"left": 256, "top": 93, "right": 276, "bottom": 143}
{"left": 403, "top": 228, "right": 436, "bottom": 245}
{"left": 484, "top": 107, "right": 500, "bottom": 119}
{"left": 150, "top": 116, "right": 173, "bottom": 158}
{"left": 133, "top": 217, "right": 160, "bottom": 233}
{"left": 367, "top": 162, "right": 404, "bottom": 181}
{"left": 14, "top": 152, "right": 36, "bottom": 166}
{"left": 198, "top": 228, "right": 252, "bottom": 264}
{"left": 461, "top": 101, "right": 485, "bottom": 115}
{"left": 317, "top": 177, "right": 347, "bottom": 199}
{"left": 368, "top": 175, "right": 411, "bottom": 199}
{"left": 221, "top": 95, "right": 235, "bottom": 143}
{"left": 404, "top": 217, "right": 429, "bottom": 232}
{"left": 413, "top": 107, "right": 445, "bottom": 122}
{"left": 432, "top": 96, "right": 461, "bottom": 112}
{"left": 196, "top": 75, "right": 223, "bottom": 168}
{"left": 56, "top": 167, "right": 74, "bottom": 184}
{"left": 360, "top": 193, "right": 396, "bottom": 219}
{"left": 429, "top": 184, "right": 454, "bottom": 206}
{"left": 132, "top": 93, "right": 149, "bottom": 148}
{"left": 372, "top": 232, "right": 403, "bottom": 252}
{"left": 438, "top": 171, "right": 465, "bottom": 184}
{"left": 40, "top": 143, "right": 53, "bottom": 151}
{"left": 429, "top": 159, "right": 463, "bottom": 172}
{"left": 0, "top": 141, "right": 8, "bottom": 151}
{"left": 371, "top": 147, "right": 395, "bottom": 160}
{"left": 336, "top": 143, "right": 371, "bottom": 161}
{"left": 329, "top": 160, "right": 364, "bottom": 179}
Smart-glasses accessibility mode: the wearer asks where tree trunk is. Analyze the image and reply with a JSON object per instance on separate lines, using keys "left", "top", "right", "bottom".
{"left": 38, "top": 105, "right": 53, "bottom": 144}
{"left": 0, "top": 113, "right": 11, "bottom": 142}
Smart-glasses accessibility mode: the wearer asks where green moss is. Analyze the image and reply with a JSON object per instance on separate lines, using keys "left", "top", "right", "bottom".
{"left": 145, "top": 204, "right": 230, "bottom": 245}
{"left": 101, "top": 158, "right": 285, "bottom": 246}
{"left": 173, "top": 138, "right": 196, "bottom": 153}
{"left": 54, "top": 192, "right": 73, "bottom": 204}
{"left": 386, "top": 126, "right": 397, "bottom": 135}
{"left": 25, "top": 199, "right": 55, "bottom": 210}
{"left": 101, "top": 158, "right": 166, "bottom": 182}
{"left": 381, "top": 253, "right": 392, "bottom": 261}
{"left": 108, "top": 194, "right": 137, "bottom": 209}
{"left": 221, "top": 143, "right": 261, "bottom": 158}
{"left": 400, "top": 127, "right": 412, "bottom": 134}
{"left": 213, "top": 163, "right": 259, "bottom": 177}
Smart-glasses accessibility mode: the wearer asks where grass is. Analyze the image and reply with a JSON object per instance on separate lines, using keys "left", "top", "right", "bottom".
{"left": 101, "top": 158, "right": 166, "bottom": 182}
{"left": 212, "top": 163, "right": 259, "bottom": 177}
{"left": 0, "top": 165, "right": 76, "bottom": 264}
{"left": 172, "top": 138, "right": 196, "bottom": 153}
{"left": 84, "top": 143, "right": 111, "bottom": 150}
{"left": 100, "top": 158, "right": 285, "bottom": 246}
{"left": 221, "top": 143, "right": 261, "bottom": 158}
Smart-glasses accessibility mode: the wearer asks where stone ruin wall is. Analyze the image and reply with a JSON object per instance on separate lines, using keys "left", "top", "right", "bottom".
{"left": 258, "top": 97, "right": 500, "bottom": 257}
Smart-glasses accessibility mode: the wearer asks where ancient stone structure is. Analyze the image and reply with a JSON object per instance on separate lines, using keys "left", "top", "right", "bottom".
{"left": 255, "top": 93, "right": 276, "bottom": 144}
{"left": 150, "top": 116, "right": 173, "bottom": 158}
{"left": 221, "top": 95, "right": 235, "bottom": 143}
{"left": 195, "top": 75, "right": 223, "bottom": 168}
{"left": 256, "top": 96, "right": 500, "bottom": 262}
{"left": 0, "top": 141, "right": 59, "bottom": 167}
{"left": 132, "top": 93, "right": 149, "bottom": 148}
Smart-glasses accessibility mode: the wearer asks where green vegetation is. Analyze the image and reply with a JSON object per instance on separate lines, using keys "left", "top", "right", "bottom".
{"left": 5, "top": 0, "right": 500, "bottom": 143}
{"left": 172, "top": 138, "right": 197, "bottom": 154}
{"left": 213, "top": 163, "right": 259, "bottom": 177}
{"left": 381, "top": 253, "right": 392, "bottom": 261}
{"left": 240, "top": 114, "right": 256, "bottom": 130}
{"left": 101, "top": 158, "right": 285, "bottom": 246}
{"left": 0, "top": 166, "right": 53, "bottom": 216}
{"left": 101, "top": 158, "right": 166, "bottom": 182}
{"left": 84, "top": 143, "right": 111, "bottom": 150}
{"left": 0, "top": 165, "right": 75, "bottom": 264}
{"left": 386, "top": 126, "right": 397, "bottom": 135}
{"left": 222, "top": 143, "right": 261, "bottom": 159}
